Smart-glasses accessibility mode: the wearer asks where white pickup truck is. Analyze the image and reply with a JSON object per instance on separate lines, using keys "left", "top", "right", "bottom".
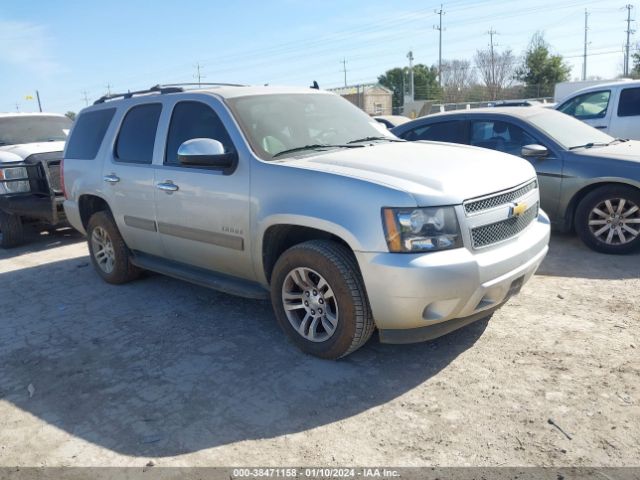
{"left": 0, "top": 113, "right": 72, "bottom": 247}
{"left": 556, "top": 80, "right": 640, "bottom": 140}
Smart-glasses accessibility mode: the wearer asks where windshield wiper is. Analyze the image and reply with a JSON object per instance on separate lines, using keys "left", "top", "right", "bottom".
{"left": 272, "top": 144, "right": 361, "bottom": 158}
{"left": 568, "top": 142, "right": 609, "bottom": 150}
{"left": 347, "top": 136, "right": 404, "bottom": 144}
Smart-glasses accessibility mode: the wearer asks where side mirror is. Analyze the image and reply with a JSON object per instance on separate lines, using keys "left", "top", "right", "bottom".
{"left": 177, "top": 138, "right": 236, "bottom": 170}
{"left": 521, "top": 144, "right": 548, "bottom": 158}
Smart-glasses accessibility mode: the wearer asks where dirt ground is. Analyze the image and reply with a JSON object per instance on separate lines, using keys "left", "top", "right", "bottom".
{"left": 0, "top": 229, "right": 638, "bottom": 467}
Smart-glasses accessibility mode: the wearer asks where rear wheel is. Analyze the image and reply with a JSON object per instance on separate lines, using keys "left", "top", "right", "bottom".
{"left": 575, "top": 185, "right": 640, "bottom": 254}
{"left": 270, "top": 239, "right": 375, "bottom": 359}
{"left": 87, "top": 211, "right": 141, "bottom": 284}
{"left": 0, "top": 210, "right": 24, "bottom": 248}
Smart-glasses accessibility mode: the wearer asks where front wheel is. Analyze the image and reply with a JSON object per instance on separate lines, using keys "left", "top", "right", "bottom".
{"left": 0, "top": 210, "right": 24, "bottom": 248}
{"left": 270, "top": 240, "right": 375, "bottom": 359}
{"left": 575, "top": 185, "right": 640, "bottom": 254}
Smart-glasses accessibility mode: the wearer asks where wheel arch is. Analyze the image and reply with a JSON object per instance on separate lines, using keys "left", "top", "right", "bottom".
{"left": 259, "top": 219, "right": 360, "bottom": 285}
{"left": 78, "top": 194, "right": 113, "bottom": 231}
{"left": 563, "top": 180, "right": 640, "bottom": 231}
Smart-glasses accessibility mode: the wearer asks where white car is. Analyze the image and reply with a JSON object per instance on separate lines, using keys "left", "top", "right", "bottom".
{"left": 556, "top": 80, "right": 640, "bottom": 140}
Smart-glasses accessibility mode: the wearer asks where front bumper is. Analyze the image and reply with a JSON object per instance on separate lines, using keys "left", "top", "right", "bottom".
{"left": 0, "top": 193, "right": 66, "bottom": 225}
{"left": 355, "top": 210, "right": 550, "bottom": 342}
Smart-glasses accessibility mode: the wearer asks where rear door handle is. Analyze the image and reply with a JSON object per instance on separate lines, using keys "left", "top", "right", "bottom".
{"left": 594, "top": 126, "right": 607, "bottom": 129}
{"left": 103, "top": 174, "right": 120, "bottom": 184}
{"left": 156, "top": 181, "right": 179, "bottom": 192}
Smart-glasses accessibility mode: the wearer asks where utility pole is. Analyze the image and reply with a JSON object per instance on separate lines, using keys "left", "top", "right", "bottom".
{"left": 583, "top": 9, "right": 589, "bottom": 80}
{"left": 82, "top": 91, "right": 89, "bottom": 106}
{"left": 194, "top": 62, "right": 206, "bottom": 87}
{"left": 487, "top": 28, "right": 498, "bottom": 99}
{"left": 36, "top": 90, "right": 42, "bottom": 112}
{"left": 341, "top": 58, "right": 348, "bottom": 87}
{"left": 624, "top": 4, "right": 635, "bottom": 76}
{"left": 407, "top": 50, "right": 414, "bottom": 102}
{"left": 15, "top": 103, "right": 20, "bottom": 112}
{"left": 434, "top": 4, "right": 445, "bottom": 87}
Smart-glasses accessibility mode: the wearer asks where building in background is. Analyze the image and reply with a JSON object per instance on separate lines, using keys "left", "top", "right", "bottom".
{"left": 328, "top": 84, "right": 393, "bottom": 116}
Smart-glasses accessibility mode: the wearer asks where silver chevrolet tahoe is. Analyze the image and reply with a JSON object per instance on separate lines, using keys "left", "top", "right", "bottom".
{"left": 63, "top": 84, "right": 550, "bottom": 359}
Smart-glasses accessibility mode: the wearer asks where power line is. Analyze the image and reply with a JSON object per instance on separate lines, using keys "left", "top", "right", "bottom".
{"left": 194, "top": 62, "right": 206, "bottom": 87}
{"left": 434, "top": 4, "right": 445, "bottom": 87}
{"left": 624, "top": 4, "right": 635, "bottom": 76}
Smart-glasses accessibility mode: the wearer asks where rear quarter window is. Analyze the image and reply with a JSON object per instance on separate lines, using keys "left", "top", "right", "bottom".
{"left": 65, "top": 108, "right": 116, "bottom": 160}
{"left": 401, "top": 121, "right": 466, "bottom": 143}
{"left": 617, "top": 88, "right": 640, "bottom": 117}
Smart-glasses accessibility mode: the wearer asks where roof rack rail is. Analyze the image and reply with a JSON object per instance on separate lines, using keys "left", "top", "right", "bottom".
{"left": 93, "top": 85, "right": 183, "bottom": 105}
{"left": 93, "top": 82, "right": 248, "bottom": 105}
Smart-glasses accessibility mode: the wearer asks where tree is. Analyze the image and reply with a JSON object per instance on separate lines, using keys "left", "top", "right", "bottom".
{"left": 631, "top": 44, "right": 640, "bottom": 78}
{"left": 65, "top": 111, "right": 76, "bottom": 121}
{"left": 378, "top": 64, "right": 441, "bottom": 109}
{"left": 516, "top": 32, "right": 571, "bottom": 97}
{"left": 474, "top": 48, "right": 516, "bottom": 100}
{"left": 440, "top": 59, "right": 476, "bottom": 103}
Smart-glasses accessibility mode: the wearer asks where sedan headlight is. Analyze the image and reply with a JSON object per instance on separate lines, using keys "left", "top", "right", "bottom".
{"left": 382, "top": 206, "right": 462, "bottom": 252}
{"left": 0, "top": 167, "right": 30, "bottom": 195}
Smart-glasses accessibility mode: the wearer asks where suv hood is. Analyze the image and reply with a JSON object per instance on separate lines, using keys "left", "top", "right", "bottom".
{"left": 0, "top": 141, "right": 65, "bottom": 162}
{"left": 281, "top": 141, "right": 536, "bottom": 205}
{"left": 577, "top": 140, "right": 640, "bottom": 163}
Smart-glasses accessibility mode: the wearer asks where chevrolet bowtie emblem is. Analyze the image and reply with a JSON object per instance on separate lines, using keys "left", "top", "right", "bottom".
{"left": 511, "top": 202, "right": 528, "bottom": 218}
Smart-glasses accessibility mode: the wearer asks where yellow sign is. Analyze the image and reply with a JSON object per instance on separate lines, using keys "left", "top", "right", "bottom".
{"left": 25, "top": 95, "right": 34, "bottom": 100}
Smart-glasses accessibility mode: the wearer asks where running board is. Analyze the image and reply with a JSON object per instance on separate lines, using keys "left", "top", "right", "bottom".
{"left": 130, "top": 252, "right": 269, "bottom": 300}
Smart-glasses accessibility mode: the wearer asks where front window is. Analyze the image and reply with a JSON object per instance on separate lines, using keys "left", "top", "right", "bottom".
{"left": 225, "top": 93, "right": 393, "bottom": 160}
{"left": 558, "top": 90, "right": 611, "bottom": 119}
{"left": 470, "top": 120, "right": 537, "bottom": 156}
{"left": 527, "top": 110, "right": 614, "bottom": 150}
{"left": 0, "top": 116, "right": 72, "bottom": 146}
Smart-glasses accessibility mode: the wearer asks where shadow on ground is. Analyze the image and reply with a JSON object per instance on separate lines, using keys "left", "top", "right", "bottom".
{"left": 0, "top": 254, "right": 487, "bottom": 457}
{"left": 0, "top": 227, "right": 83, "bottom": 261}
{"left": 536, "top": 232, "right": 640, "bottom": 280}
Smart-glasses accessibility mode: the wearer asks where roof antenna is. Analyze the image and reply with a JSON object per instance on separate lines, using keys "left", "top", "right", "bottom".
{"left": 310, "top": 80, "right": 320, "bottom": 90}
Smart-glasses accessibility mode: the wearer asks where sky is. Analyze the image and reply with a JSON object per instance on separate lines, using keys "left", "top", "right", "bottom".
{"left": 0, "top": 0, "right": 636, "bottom": 114}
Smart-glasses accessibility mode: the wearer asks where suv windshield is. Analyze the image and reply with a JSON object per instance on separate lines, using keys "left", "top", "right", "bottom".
{"left": 0, "top": 116, "right": 72, "bottom": 146}
{"left": 527, "top": 110, "right": 614, "bottom": 150}
{"left": 226, "top": 93, "right": 395, "bottom": 160}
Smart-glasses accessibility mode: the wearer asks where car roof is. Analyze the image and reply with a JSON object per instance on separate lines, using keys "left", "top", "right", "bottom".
{"left": 0, "top": 112, "right": 68, "bottom": 118}
{"left": 198, "top": 85, "right": 334, "bottom": 99}
{"left": 416, "top": 106, "right": 548, "bottom": 120}
{"left": 559, "top": 79, "right": 640, "bottom": 100}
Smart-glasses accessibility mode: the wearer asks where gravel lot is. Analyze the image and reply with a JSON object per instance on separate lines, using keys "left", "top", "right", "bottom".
{"left": 0, "top": 229, "right": 638, "bottom": 467}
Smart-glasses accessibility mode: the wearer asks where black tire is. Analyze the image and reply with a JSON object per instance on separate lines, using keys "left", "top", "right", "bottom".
{"left": 270, "top": 239, "right": 375, "bottom": 359}
{"left": 86, "top": 211, "right": 141, "bottom": 284}
{"left": 0, "top": 210, "right": 24, "bottom": 248}
{"left": 575, "top": 185, "right": 640, "bottom": 254}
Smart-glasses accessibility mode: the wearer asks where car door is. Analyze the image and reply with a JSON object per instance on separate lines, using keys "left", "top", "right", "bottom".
{"left": 468, "top": 118, "right": 563, "bottom": 218}
{"left": 153, "top": 98, "right": 252, "bottom": 280}
{"left": 101, "top": 103, "right": 165, "bottom": 257}
{"left": 557, "top": 89, "right": 612, "bottom": 133}
{"left": 613, "top": 86, "right": 640, "bottom": 140}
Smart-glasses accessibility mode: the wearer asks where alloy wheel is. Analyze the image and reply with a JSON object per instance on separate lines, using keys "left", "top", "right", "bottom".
{"left": 91, "top": 226, "right": 116, "bottom": 273}
{"left": 588, "top": 197, "right": 640, "bottom": 245}
{"left": 281, "top": 267, "right": 339, "bottom": 342}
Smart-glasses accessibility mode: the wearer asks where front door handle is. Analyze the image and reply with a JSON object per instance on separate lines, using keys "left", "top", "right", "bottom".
{"left": 103, "top": 174, "right": 120, "bottom": 184}
{"left": 594, "top": 126, "right": 607, "bottom": 129}
{"left": 157, "top": 181, "right": 179, "bottom": 193}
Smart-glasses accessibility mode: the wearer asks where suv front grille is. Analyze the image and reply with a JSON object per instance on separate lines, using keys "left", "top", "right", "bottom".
{"left": 464, "top": 180, "right": 538, "bottom": 215}
{"left": 47, "top": 161, "right": 62, "bottom": 193}
{"left": 471, "top": 203, "right": 539, "bottom": 248}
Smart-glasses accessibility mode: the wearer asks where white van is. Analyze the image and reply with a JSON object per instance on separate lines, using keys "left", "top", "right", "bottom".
{"left": 556, "top": 80, "right": 640, "bottom": 140}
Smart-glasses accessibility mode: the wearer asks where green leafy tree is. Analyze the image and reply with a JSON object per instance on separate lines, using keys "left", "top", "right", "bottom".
{"left": 631, "top": 45, "right": 640, "bottom": 78}
{"left": 378, "top": 64, "right": 441, "bottom": 109}
{"left": 516, "top": 32, "right": 570, "bottom": 97}
{"left": 65, "top": 111, "right": 76, "bottom": 121}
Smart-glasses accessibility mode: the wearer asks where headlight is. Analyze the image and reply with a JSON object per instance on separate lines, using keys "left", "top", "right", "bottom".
{"left": 0, "top": 167, "right": 30, "bottom": 194}
{"left": 382, "top": 206, "right": 462, "bottom": 252}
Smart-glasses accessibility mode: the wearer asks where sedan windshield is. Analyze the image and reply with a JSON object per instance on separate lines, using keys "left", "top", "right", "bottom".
{"left": 527, "top": 110, "right": 614, "bottom": 150}
{"left": 225, "top": 93, "right": 395, "bottom": 160}
{"left": 0, "top": 116, "right": 72, "bottom": 146}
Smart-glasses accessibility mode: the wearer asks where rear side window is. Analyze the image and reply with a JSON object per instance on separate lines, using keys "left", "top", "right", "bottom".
{"left": 65, "top": 108, "right": 115, "bottom": 160}
{"left": 401, "top": 121, "right": 466, "bottom": 143}
{"left": 115, "top": 104, "right": 162, "bottom": 164}
{"left": 165, "top": 101, "right": 235, "bottom": 165}
{"left": 617, "top": 88, "right": 640, "bottom": 117}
